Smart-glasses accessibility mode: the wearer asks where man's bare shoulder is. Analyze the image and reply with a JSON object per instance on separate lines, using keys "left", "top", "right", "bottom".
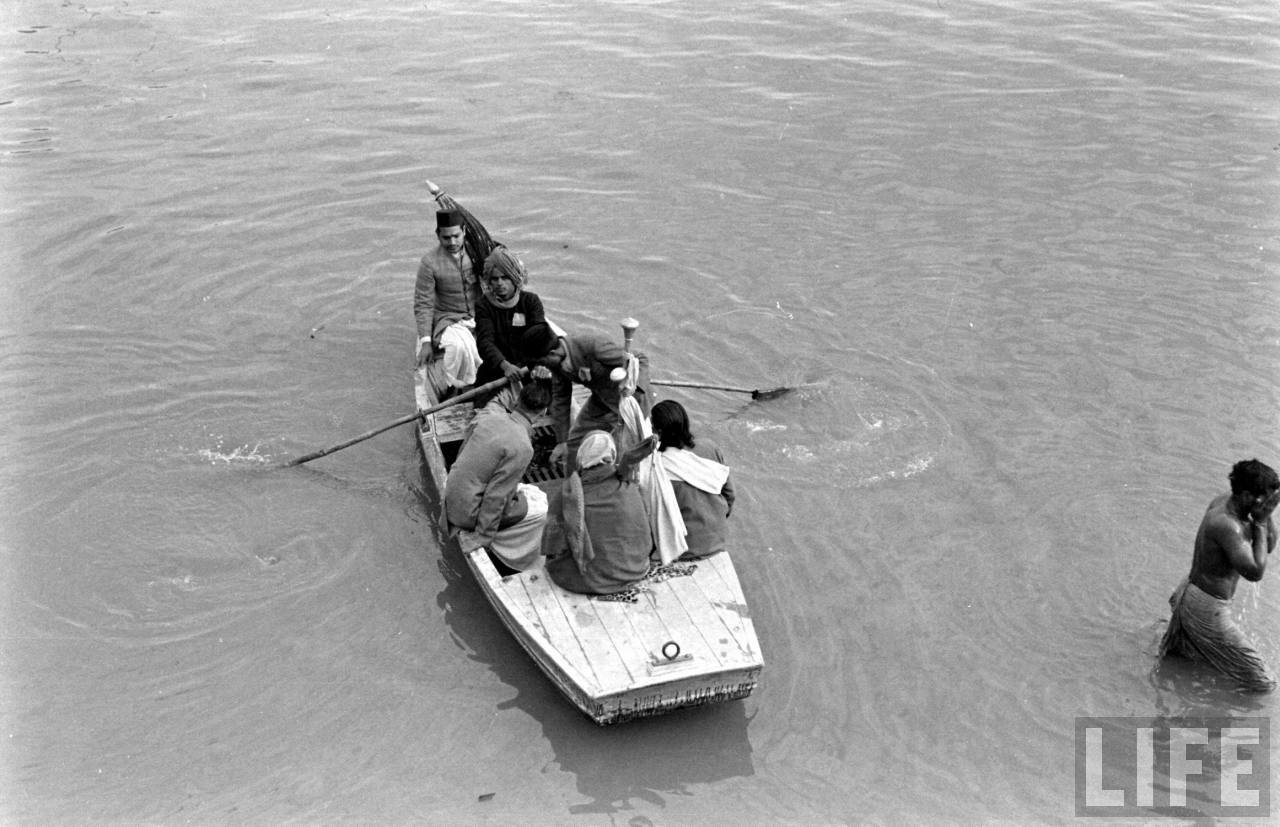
{"left": 1201, "top": 497, "right": 1248, "bottom": 545}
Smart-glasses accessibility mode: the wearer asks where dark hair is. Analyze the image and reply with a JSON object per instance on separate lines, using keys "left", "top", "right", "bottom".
{"left": 650, "top": 400, "right": 695, "bottom": 451}
{"left": 519, "top": 323, "right": 560, "bottom": 361}
{"left": 1229, "top": 459, "right": 1280, "bottom": 496}
{"left": 518, "top": 380, "right": 551, "bottom": 412}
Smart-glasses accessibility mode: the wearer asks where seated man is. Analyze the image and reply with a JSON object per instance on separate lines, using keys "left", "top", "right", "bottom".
{"left": 414, "top": 208, "right": 482, "bottom": 395}
{"left": 520, "top": 322, "right": 650, "bottom": 469}
{"left": 443, "top": 382, "right": 552, "bottom": 573}
{"left": 650, "top": 400, "right": 735, "bottom": 559}
{"left": 472, "top": 247, "right": 547, "bottom": 408}
{"left": 543, "top": 431, "right": 657, "bottom": 595}
{"left": 1160, "top": 458, "right": 1280, "bottom": 692}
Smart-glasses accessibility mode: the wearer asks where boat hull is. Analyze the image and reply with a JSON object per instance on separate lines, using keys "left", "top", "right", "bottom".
{"left": 414, "top": 367, "right": 763, "bottom": 724}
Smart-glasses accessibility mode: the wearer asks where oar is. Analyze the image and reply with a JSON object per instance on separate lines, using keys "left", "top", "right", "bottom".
{"left": 650, "top": 378, "right": 794, "bottom": 401}
{"left": 625, "top": 317, "right": 793, "bottom": 401}
{"left": 280, "top": 375, "right": 515, "bottom": 467}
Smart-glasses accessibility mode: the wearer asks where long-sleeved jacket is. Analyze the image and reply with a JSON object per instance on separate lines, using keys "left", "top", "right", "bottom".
{"left": 414, "top": 245, "right": 477, "bottom": 343}
{"left": 544, "top": 462, "right": 654, "bottom": 595}
{"left": 443, "top": 408, "right": 534, "bottom": 543}
{"left": 550, "top": 333, "right": 648, "bottom": 443}
{"left": 474, "top": 290, "right": 546, "bottom": 384}
{"left": 666, "top": 439, "right": 735, "bottom": 558}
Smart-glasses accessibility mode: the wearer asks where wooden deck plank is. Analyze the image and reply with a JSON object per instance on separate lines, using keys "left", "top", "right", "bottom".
{"left": 575, "top": 598, "right": 647, "bottom": 687}
{"left": 549, "top": 589, "right": 637, "bottom": 692}
{"left": 639, "top": 576, "right": 725, "bottom": 672}
{"left": 464, "top": 550, "right": 607, "bottom": 702}
{"left": 663, "top": 561, "right": 760, "bottom": 663}
{"left": 672, "top": 570, "right": 744, "bottom": 658}
{"left": 699, "top": 552, "right": 748, "bottom": 602}
{"left": 507, "top": 568, "right": 604, "bottom": 692}
{"left": 609, "top": 589, "right": 683, "bottom": 670}
{"left": 620, "top": 589, "right": 732, "bottom": 689}
{"left": 703, "top": 554, "right": 762, "bottom": 658}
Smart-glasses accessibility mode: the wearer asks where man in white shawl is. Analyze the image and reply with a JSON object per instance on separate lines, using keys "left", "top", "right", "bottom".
{"left": 649, "top": 400, "right": 735, "bottom": 560}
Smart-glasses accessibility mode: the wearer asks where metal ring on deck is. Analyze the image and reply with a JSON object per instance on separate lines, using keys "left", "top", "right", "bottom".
{"left": 661, "top": 641, "right": 681, "bottom": 661}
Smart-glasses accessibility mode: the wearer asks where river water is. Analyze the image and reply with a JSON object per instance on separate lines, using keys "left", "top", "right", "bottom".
{"left": 3, "top": 1, "right": 1279, "bottom": 823}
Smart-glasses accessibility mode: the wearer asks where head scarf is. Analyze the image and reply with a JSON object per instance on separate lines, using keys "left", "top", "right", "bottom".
{"left": 564, "top": 431, "right": 616, "bottom": 571}
{"left": 480, "top": 247, "right": 527, "bottom": 308}
{"left": 577, "top": 431, "right": 617, "bottom": 470}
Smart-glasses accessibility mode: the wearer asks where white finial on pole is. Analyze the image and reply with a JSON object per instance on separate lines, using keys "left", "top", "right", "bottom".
{"left": 611, "top": 317, "right": 641, "bottom": 383}
{"left": 621, "top": 317, "right": 639, "bottom": 353}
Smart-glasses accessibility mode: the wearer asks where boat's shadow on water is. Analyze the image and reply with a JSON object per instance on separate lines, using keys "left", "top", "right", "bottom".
{"left": 434, "top": 544, "right": 756, "bottom": 816}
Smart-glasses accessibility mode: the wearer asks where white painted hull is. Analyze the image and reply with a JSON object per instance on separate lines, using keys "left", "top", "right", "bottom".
{"left": 414, "top": 367, "right": 763, "bottom": 724}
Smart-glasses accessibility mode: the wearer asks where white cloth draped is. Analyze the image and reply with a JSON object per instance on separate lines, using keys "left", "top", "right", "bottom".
{"left": 482, "top": 483, "right": 548, "bottom": 572}
{"left": 658, "top": 448, "right": 730, "bottom": 494}
{"left": 619, "top": 393, "right": 687, "bottom": 564}
{"left": 439, "top": 319, "right": 480, "bottom": 389}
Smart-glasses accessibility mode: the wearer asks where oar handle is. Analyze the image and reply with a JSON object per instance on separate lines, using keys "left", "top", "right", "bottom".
{"left": 282, "top": 374, "right": 516, "bottom": 467}
{"left": 650, "top": 379, "right": 757, "bottom": 395}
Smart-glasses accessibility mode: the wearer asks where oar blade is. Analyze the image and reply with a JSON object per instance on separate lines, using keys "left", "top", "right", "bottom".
{"left": 750, "top": 386, "right": 793, "bottom": 401}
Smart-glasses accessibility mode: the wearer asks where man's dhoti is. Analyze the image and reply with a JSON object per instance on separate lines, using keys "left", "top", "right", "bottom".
{"left": 438, "top": 320, "right": 480, "bottom": 389}
{"left": 1160, "top": 577, "right": 1276, "bottom": 692}
{"left": 423, "top": 320, "right": 481, "bottom": 398}
{"left": 485, "top": 484, "right": 548, "bottom": 572}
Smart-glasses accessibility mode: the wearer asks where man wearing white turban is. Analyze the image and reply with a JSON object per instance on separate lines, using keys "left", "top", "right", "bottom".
{"left": 543, "top": 431, "right": 657, "bottom": 595}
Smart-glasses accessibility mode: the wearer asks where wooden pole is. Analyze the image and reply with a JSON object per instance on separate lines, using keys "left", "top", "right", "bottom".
{"left": 280, "top": 375, "right": 515, "bottom": 467}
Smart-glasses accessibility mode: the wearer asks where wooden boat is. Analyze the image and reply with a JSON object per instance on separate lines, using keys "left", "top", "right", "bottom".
{"left": 413, "top": 337, "right": 763, "bottom": 725}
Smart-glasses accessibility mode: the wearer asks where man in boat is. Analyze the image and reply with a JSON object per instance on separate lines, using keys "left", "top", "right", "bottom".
{"left": 472, "top": 247, "right": 547, "bottom": 409}
{"left": 543, "top": 431, "right": 657, "bottom": 595}
{"left": 650, "top": 400, "right": 734, "bottom": 559}
{"left": 520, "top": 322, "right": 651, "bottom": 470}
{"left": 443, "top": 381, "right": 553, "bottom": 573}
{"left": 414, "top": 208, "right": 482, "bottom": 395}
{"left": 1160, "top": 458, "right": 1280, "bottom": 691}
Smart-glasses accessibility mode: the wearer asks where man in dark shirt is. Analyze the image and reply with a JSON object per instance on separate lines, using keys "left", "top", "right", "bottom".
{"left": 521, "top": 322, "right": 650, "bottom": 469}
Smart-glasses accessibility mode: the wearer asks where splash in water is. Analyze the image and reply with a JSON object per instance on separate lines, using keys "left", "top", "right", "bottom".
{"left": 729, "top": 373, "right": 950, "bottom": 488}
{"left": 197, "top": 436, "right": 273, "bottom": 465}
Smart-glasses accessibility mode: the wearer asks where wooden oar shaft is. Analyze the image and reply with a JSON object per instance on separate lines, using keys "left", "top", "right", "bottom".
{"left": 651, "top": 379, "right": 758, "bottom": 395}
{"left": 282, "top": 375, "right": 513, "bottom": 467}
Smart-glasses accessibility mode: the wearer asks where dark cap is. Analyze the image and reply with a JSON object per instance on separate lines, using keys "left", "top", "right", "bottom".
{"left": 436, "top": 209, "right": 463, "bottom": 229}
{"left": 520, "top": 322, "right": 560, "bottom": 360}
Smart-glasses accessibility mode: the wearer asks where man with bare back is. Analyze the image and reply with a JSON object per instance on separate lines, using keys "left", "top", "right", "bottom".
{"left": 1160, "top": 458, "right": 1280, "bottom": 691}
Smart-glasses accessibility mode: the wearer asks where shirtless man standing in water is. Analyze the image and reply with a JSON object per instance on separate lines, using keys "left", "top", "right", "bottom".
{"left": 1160, "top": 458, "right": 1280, "bottom": 691}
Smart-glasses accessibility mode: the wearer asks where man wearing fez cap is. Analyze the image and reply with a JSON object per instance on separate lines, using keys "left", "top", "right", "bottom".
{"left": 521, "top": 322, "right": 650, "bottom": 470}
{"left": 413, "top": 208, "right": 481, "bottom": 393}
